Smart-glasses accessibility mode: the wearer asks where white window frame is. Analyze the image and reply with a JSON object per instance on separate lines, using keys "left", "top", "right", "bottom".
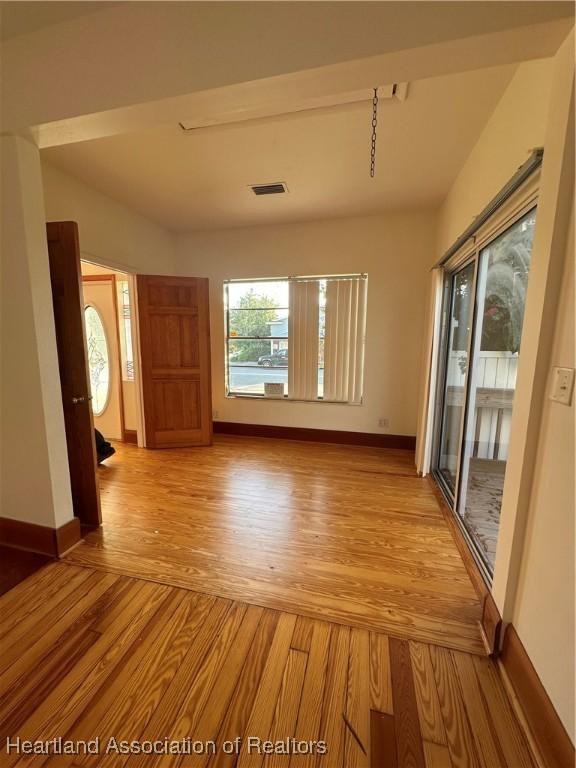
{"left": 223, "top": 274, "right": 368, "bottom": 404}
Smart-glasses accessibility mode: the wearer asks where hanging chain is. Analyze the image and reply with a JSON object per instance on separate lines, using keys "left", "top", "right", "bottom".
{"left": 370, "top": 87, "right": 378, "bottom": 178}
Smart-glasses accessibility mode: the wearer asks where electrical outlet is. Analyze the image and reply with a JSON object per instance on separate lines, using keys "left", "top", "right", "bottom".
{"left": 549, "top": 367, "right": 575, "bottom": 406}
{"left": 212, "top": 410, "right": 219, "bottom": 420}
{"left": 378, "top": 418, "right": 389, "bottom": 428}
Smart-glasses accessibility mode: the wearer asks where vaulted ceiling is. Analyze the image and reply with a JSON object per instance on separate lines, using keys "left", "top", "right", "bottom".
{"left": 42, "top": 64, "right": 516, "bottom": 231}
{"left": 0, "top": 2, "right": 118, "bottom": 40}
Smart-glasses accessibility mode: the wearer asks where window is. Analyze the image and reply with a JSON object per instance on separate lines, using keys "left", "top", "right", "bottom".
{"left": 84, "top": 305, "right": 110, "bottom": 415}
{"left": 224, "top": 275, "right": 367, "bottom": 403}
{"left": 117, "top": 280, "right": 134, "bottom": 381}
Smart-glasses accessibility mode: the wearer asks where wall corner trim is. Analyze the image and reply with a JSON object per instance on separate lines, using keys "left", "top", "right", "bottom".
{"left": 213, "top": 421, "right": 416, "bottom": 450}
{"left": 123, "top": 429, "right": 138, "bottom": 444}
{"left": 0, "top": 516, "right": 81, "bottom": 557}
{"left": 501, "top": 624, "right": 575, "bottom": 768}
{"left": 480, "top": 592, "right": 502, "bottom": 657}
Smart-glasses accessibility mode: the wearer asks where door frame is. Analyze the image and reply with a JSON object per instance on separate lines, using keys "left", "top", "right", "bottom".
{"left": 82, "top": 274, "right": 126, "bottom": 441}
{"left": 432, "top": 255, "right": 479, "bottom": 507}
{"left": 431, "top": 183, "right": 541, "bottom": 587}
{"left": 80, "top": 260, "right": 145, "bottom": 447}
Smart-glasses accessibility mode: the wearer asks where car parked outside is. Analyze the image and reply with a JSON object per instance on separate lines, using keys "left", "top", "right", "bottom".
{"left": 257, "top": 349, "right": 288, "bottom": 367}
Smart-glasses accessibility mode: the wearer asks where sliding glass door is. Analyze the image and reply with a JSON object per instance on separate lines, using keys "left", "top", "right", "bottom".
{"left": 434, "top": 209, "right": 537, "bottom": 579}
{"left": 436, "top": 262, "right": 475, "bottom": 495}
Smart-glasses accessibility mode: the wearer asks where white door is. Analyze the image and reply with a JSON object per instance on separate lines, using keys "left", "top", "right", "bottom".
{"left": 82, "top": 277, "right": 123, "bottom": 440}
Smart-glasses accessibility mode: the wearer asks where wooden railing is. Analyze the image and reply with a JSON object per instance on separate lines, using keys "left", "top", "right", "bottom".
{"left": 446, "top": 352, "right": 518, "bottom": 461}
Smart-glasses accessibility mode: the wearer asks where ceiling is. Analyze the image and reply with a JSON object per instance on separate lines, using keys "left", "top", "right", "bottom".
{"left": 0, "top": 2, "right": 120, "bottom": 41}
{"left": 2, "top": 2, "right": 572, "bottom": 45}
{"left": 42, "top": 64, "right": 516, "bottom": 232}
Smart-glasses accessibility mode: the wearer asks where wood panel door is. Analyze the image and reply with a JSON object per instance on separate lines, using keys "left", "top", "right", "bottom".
{"left": 47, "top": 222, "right": 101, "bottom": 526}
{"left": 136, "top": 275, "right": 212, "bottom": 448}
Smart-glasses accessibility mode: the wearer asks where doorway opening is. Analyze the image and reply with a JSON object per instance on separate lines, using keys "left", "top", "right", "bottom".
{"left": 80, "top": 261, "right": 141, "bottom": 448}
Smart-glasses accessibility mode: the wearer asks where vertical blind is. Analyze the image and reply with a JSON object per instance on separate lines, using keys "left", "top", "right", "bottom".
{"left": 287, "top": 274, "right": 367, "bottom": 403}
{"left": 288, "top": 280, "right": 320, "bottom": 400}
{"left": 323, "top": 277, "right": 367, "bottom": 403}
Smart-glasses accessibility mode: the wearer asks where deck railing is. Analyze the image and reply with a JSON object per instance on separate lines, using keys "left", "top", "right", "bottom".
{"left": 446, "top": 352, "right": 517, "bottom": 461}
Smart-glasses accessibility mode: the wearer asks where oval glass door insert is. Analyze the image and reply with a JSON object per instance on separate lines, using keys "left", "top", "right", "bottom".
{"left": 84, "top": 305, "right": 110, "bottom": 415}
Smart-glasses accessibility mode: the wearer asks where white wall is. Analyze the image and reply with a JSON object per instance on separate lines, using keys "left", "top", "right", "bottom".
{"left": 512, "top": 207, "right": 575, "bottom": 741}
{"left": 41, "top": 161, "right": 176, "bottom": 275}
{"left": 176, "top": 211, "right": 436, "bottom": 436}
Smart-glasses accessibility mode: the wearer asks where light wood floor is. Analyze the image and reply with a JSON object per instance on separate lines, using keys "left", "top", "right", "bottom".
{"left": 0, "top": 562, "right": 535, "bottom": 768}
{"left": 65, "top": 438, "right": 483, "bottom": 653}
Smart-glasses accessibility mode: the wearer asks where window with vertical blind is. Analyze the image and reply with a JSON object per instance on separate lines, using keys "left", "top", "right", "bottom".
{"left": 224, "top": 275, "right": 367, "bottom": 403}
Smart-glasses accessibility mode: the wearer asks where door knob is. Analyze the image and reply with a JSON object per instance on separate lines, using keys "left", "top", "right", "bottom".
{"left": 72, "top": 396, "right": 93, "bottom": 404}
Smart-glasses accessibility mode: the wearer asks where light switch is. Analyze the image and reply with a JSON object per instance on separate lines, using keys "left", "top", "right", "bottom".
{"left": 549, "top": 366, "right": 575, "bottom": 405}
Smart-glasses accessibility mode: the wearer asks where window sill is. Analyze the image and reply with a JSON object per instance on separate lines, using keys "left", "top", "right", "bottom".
{"left": 225, "top": 393, "right": 362, "bottom": 406}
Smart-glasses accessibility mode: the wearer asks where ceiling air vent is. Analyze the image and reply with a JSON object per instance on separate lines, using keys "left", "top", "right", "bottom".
{"left": 251, "top": 182, "right": 288, "bottom": 196}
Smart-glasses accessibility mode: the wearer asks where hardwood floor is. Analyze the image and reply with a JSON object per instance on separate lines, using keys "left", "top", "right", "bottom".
{"left": 65, "top": 438, "right": 483, "bottom": 653}
{"left": 0, "top": 562, "right": 536, "bottom": 768}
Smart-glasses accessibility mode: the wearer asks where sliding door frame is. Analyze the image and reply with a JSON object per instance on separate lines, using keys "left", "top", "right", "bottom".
{"left": 432, "top": 254, "right": 478, "bottom": 504}
{"left": 431, "top": 176, "right": 541, "bottom": 586}
{"left": 432, "top": 253, "right": 495, "bottom": 585}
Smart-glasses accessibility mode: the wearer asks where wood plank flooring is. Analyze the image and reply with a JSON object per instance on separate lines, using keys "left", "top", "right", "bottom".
{"left": 0, "top": 562, "right": 536, "bottom": 768}
{"left": 64, "top": 438, "right": 483, "bottom": 653}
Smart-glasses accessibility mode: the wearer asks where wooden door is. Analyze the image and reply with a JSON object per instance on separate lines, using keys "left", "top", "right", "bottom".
{"left": 47, "top": 222, "right": 101, "bottom": 526}
{"left": 136, "top": 275, "right": 212, "bottom": 448}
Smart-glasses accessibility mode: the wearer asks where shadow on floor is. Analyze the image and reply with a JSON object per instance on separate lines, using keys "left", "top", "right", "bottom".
{"left": 0, "top": 545, "right": 53, "bottom": 596}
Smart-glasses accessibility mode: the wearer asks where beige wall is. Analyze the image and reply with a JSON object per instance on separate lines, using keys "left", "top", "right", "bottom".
{"left": 2, "top": 4, "right": 570, "bottom": 139}
{"left": 42, "top": 162, "right": 176, "bottom": 275}
{"left": 41, "top": 161, "right": 174, "bottom": 449}
{"left": 433, "top": 44, "right": 575, "bottom": 740}
{"left": 1, "top": 136, "right": 74, "bottom": 528}
{"left": 436, "top": 58, "right": 553, "bottom": 257}
{"left": 41, "top": 162, "right": 175, "bottom": 443}
{"left": 176, "top": 211, "right": 436, "bottom": 436}
{"left": 513, "top": 207, "right": 574, "bottom": 740}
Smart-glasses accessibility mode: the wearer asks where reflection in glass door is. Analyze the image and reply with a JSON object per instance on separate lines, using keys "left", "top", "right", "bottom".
{"left": 437, "top": 261, "right": 475, "bottom": 495}
{"left": 434, "top": 208, "right": 537, "bottom": 579}
{"left": 458, "top": 211, "right": 536, "bottom": 573}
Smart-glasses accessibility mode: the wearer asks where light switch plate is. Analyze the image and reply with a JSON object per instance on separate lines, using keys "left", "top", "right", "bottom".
{"left": 549, "top": 366, "right": 575, "bottom": 405}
